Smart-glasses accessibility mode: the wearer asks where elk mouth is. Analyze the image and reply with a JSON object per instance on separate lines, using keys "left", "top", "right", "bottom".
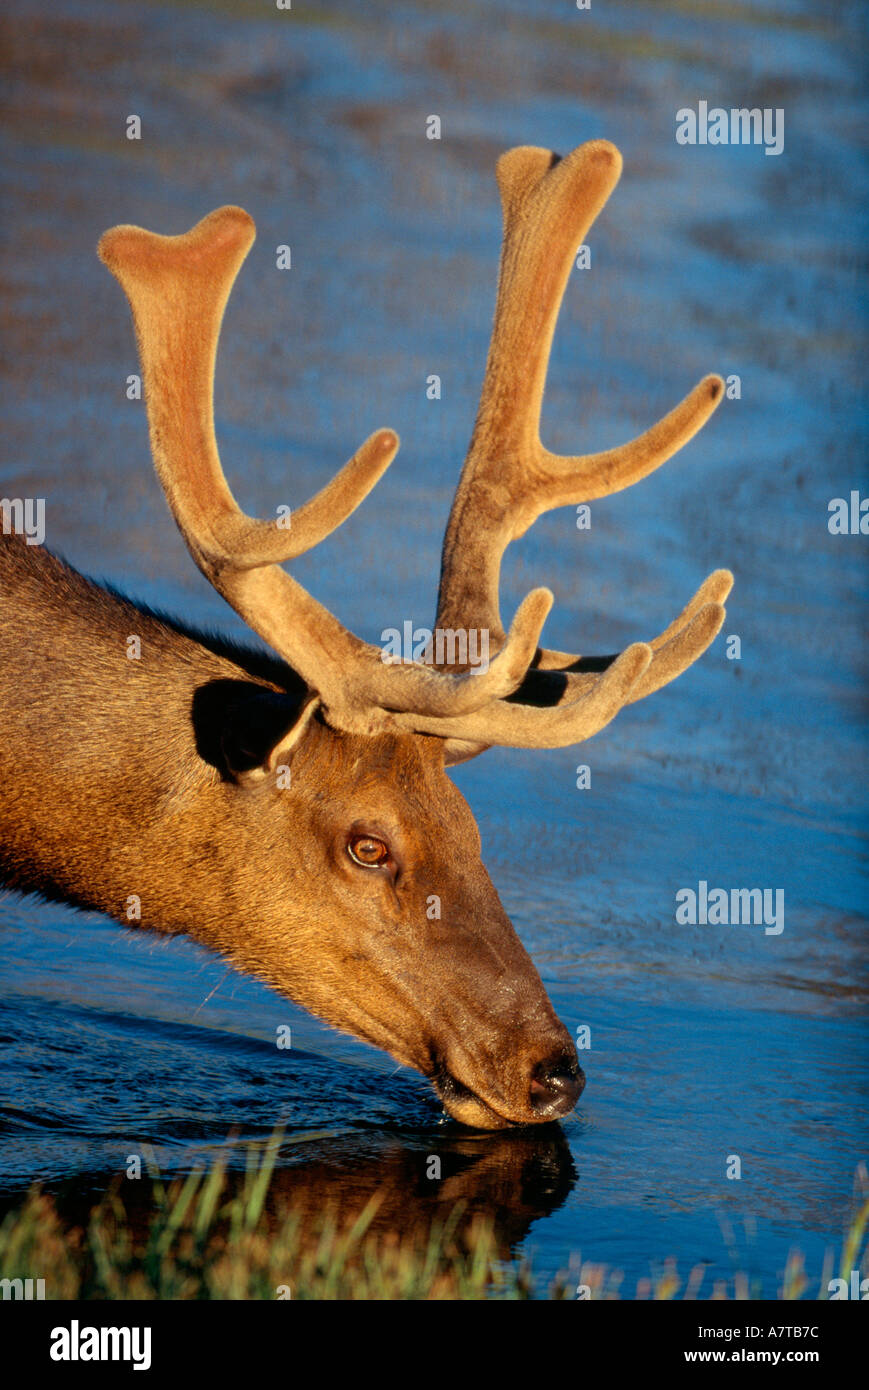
{"left": 434, "top": 1068, "right": 516, "bottom": 1130}
{"left": 432, "top": 1058, "right": 584, "bottom": 1130}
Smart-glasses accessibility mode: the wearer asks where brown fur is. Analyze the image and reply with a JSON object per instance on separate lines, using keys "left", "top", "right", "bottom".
{"left": 0, "top": 531, "right": 577, "bottom": 1128}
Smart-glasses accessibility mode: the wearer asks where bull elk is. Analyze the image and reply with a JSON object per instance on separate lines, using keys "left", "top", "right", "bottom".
{"left": 0, "top": 140, "right": 731, "bottom": 1129}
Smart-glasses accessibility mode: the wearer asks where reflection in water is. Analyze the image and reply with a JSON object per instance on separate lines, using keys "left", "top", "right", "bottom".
{"left": 2, "top": 1128, "right": 578, "bottom": 1285}
{"left": 257, "top": 1127, "right": 578, "bottom": 1251}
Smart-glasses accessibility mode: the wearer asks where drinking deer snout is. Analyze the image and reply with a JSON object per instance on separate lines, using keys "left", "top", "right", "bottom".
{"left": 527, "top": 1051, "right": 585, "bottom": 1118}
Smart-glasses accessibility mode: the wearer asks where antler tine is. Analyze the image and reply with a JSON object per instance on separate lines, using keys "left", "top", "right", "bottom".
{"left": 436, "top": 140, "right": 724, "bottom": 647}
{"left": 99, "top": 209, "right": 396, "bottom": 572}
{"left": 99, "top": 207, "right": 551, "bottom": 723}
{"left": 417, "top": 138, "right": 730, "bottom": 754}
{"left": 397, "top": 601, "right": 726, "bottom": 751}
{"left": 399, "top": 640, "right": 656, "bottom": 749}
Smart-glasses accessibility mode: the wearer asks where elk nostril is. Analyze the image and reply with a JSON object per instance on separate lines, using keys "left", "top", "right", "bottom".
{"left": 529, "top": 1056, "right": 585, "bottom": 1114}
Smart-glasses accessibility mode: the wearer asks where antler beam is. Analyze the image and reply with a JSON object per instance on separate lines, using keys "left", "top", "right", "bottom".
{"left": 418, "top": 139, "right": 730, "bottom": 752}
{"left": 99, "top": 208, "right": 551, "bottom": 724}
{"left": 98, "top": 139, "right": 730, "bottom": 752}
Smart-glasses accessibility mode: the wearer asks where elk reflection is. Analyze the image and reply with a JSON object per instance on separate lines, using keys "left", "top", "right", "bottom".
{"left": 258, "top": 1125, "right": 577, "bottom": 1255}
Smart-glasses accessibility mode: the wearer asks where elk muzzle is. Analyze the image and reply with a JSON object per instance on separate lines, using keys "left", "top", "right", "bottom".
{"left": 433, "top": 1040, "right": 584, "bottom": 1129}
{"left": 424, "top": 959, "right": 585, "bottom": 1129}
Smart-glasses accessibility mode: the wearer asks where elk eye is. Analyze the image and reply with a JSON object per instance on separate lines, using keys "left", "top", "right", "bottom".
{"left": 347, "top": 834, "right": 391, "bottom": 869}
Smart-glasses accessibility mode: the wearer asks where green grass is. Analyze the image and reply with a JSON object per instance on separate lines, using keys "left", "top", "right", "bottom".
{"left": 1, "top": 1138, "right": 866, "bottom": 1300}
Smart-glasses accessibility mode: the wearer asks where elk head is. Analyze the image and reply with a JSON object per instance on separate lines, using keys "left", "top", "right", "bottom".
{"left": 97, "top": 139, "right": 731, "bottom": 1129}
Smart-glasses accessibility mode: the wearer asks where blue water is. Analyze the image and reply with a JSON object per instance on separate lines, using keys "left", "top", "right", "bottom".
{"left": 1, "top": 0, "right": 866, "bottom": 1296}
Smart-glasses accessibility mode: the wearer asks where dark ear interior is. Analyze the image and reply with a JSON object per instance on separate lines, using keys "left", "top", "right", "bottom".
{"left": 192, "top": 680, "right": 313, "bottom": 781}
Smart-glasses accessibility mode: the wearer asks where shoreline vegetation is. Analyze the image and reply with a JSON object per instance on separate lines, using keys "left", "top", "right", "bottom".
{"left": 1, "top": 1138, "right": 865, "bottom": 1301}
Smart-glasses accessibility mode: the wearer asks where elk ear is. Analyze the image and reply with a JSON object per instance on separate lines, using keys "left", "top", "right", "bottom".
{"left": 192, "top": 680, "right": 320, "bottom": 785}
{"left": 443, "top": 739, "right": 489, "bottom": 767}
{"left": 223, "top": 692, "right": 321, "bottom": 785}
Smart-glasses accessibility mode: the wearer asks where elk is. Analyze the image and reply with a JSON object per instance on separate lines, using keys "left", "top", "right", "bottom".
{"left": 0, "top": 140, "right": 731, "bottom": 1129}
